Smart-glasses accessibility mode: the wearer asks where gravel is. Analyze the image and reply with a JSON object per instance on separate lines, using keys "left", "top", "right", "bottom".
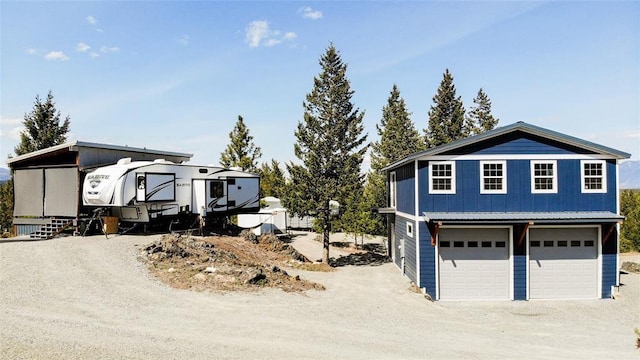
{"left": 1, "top": 234, "right": 639, "bottom": 359}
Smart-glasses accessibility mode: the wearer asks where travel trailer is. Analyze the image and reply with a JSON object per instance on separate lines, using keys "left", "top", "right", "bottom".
{"left": 82, "top": 158, "right": 260, "bottom": 228}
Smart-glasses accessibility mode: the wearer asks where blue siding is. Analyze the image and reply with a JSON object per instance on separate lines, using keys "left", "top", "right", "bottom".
{"left": 513, "top": 255, "right": 527, "bottom": 300}
{"left": 419, "top": 159, "right": 617, "bottom": 213}
{"left": 418, "top": 221, "right": 436, "bottom": 297}
{"left": 395, "top": 163, "right": 415, "bottom": 215}
{"left": 602, "top": 254, "right": 617, "bottom": 299}
{"left": 471, "top": 137, "right": 579, "bottom": 155}
{"left": 394, "top": 216, "right": 417, "bottom": 283}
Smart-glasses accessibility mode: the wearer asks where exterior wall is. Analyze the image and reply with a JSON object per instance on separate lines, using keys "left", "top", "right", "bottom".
{"left": 513, "top": 256, "right": 527, "bottom": 300}
{"left": 394, "top": 163, "right": 415, "bottom": 215}
{"left": 394, "top": 215, "right": 417, "bottom": 283}
{"left": 419, "top": 158, "right": 617, "bottom": 213}
{"left": 418, "top": 221, "right": 436, "bottom": 297}
{"left": 601, "top": 224, "right": 618, "bottom": 298}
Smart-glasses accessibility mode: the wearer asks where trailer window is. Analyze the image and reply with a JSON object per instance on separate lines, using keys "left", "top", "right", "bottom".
{"left": 210, "top": 181, "right": 224, "bottom": 198}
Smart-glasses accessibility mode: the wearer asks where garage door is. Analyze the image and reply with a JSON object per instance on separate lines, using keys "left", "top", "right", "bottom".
{"left": 438, "top": 228, "right": 510, "bottom": 300}
{"left": 529, "top": 227, "right": 598, "bottom": 299}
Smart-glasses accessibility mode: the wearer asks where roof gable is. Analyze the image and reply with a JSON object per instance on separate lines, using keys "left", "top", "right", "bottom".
{"left": 385, "top": 122, "right": 631, "bottom": 170}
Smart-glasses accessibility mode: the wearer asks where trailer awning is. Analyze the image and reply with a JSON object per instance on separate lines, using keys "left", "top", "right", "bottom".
{"left": 422, "top": 211, "right": 624, "bottom": 225}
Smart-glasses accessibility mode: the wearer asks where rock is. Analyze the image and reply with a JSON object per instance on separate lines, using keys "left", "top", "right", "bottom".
{"left": 167, "top": 267, "right": 176, "bottom": 273}
{"left": 204, "top": 266, "right": 217, "bottom": 273}
{"left": 622, "top": 261, "right": 640, "bottom": 273}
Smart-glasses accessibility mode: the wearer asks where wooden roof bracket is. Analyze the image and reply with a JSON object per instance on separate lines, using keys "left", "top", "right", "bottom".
{"left": 430, "top": 221, "right": 442, "bottom": 246}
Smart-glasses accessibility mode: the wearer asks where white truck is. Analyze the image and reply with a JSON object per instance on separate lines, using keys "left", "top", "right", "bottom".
{"left": 82, "top": 158, "right": 260, "bottom": 229}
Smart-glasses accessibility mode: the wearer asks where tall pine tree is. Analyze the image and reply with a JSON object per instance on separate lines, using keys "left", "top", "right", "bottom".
{"left": 220, "top": 115, "right": 262, "bottom": 172}
{"left": 424, "top": 69, "right": 466, "bottom": 148}
{"left": 284, "top": 44, "right": 367, "bottom": 264}
{"left": 14, "top": 91, "right": 71, "bottom": 156}
{"left": 465, "top": 88, "right": 499, "bottom": 136}
{"left": 365, "top": 84, "right": 424, "bottom": 235}
{"left": 259, "top": 159, "right": 286, "bottom": 199}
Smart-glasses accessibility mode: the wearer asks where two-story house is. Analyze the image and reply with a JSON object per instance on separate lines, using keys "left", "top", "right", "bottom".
{"left": 383, "top": 122, "right": 631, "bottom": 300}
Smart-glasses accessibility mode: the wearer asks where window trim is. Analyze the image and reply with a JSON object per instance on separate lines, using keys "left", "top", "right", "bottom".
{"left": 406, "top": 222, "right": 413, "bottom": 237}
{"left": 480, "top": 160, "right": 507, "bottom": 194}
{"left": 389, "top": 171, "right": 397, "bottom": 208}
{"left": 530, "top": 160, "right": 557, "bottom": 194}
{"left": 580, "top": 160, "right": 607, "bottom": 193}
{"left": 429, "top": 161, "right": 456, "bottom": 194}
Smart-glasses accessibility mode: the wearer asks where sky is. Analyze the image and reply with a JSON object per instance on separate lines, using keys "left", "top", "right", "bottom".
{"left": 1, "top": 1, "right": 639, "bottom": 170}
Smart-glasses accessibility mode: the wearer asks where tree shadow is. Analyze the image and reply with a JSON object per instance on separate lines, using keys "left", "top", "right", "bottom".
{"left": 330, "top": 250, "right": 390, "bottom": 267}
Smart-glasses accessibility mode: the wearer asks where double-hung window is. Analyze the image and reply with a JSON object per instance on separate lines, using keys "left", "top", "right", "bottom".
{"left": 429, "top": 161, "right": 455, "bottom": 194}
{"left": 531, "top": 160, "right": 557, "bottom": 193}
{"left": 581, "top": 160, "right": 606, "bottom": 193}
{"left": 480, "top": 160, "right": 507, "bottom": 194}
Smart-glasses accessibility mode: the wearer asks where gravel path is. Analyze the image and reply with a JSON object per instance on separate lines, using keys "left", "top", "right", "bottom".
{"left": 1, "top": 234, "right": 638, "bottom": 359}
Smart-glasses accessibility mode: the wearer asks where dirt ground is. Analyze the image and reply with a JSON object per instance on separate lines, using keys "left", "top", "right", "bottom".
{"left": 1, "top": 233, "right": 639, "bottom": 359}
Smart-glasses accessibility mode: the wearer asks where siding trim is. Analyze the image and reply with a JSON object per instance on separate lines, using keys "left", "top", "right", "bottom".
{"left": 414, "top": 160, "right": 421, "bottom": 289}
{"left": 396, "top": 211, "right": 417, "bottom": 221}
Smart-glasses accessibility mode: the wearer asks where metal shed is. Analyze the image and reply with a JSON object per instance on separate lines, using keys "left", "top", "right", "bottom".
{"left": 7, "top": 141, "right": 192, "bottom": 237}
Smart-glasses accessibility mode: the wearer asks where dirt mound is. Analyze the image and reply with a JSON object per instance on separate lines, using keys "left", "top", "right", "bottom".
{"left": 141, "top": 234, "right": 324, "bottom": 292}
{"left": 622, "top": 261, "right": 640, "bottom": 273}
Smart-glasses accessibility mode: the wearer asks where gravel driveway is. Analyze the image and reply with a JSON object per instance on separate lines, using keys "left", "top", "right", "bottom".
{"left": 1, "top": 234, "right": 638, "bottom": 359}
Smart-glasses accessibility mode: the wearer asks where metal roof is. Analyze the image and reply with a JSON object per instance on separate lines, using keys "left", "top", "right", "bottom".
{"left": 384, "top": 121, "right": 632, "bottom": 171}
{"left": 6, "top": 140, "right": 193, "bottom": 166}
{"left": 422, "top": 211, "right": 624, "bottom": 224}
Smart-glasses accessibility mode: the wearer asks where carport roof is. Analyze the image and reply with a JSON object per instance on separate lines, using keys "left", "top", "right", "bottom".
{"left": 422, "top": 211, "right": 624, "bottom": 224}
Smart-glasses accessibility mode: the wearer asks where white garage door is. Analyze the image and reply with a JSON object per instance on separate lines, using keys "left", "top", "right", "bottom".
{"left": 529, "top": 227, "right": 598, "bottom": 299}
{"left": 438, "top": 228, "right": 510, "bottom": 300}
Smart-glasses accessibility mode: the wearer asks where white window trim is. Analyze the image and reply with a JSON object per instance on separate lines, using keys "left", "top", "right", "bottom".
{"left": 389, "top": 171, "right": 397, "bottom": 208}
{"left": 406, "top": 222, "right": 413, "bottom": 237}
{"left": 581, "top": 160, "right": 607, "bottom": 193}
{"left": 480, "top": 160, "right": 507, "bottom": 194}
{"left": 530, "top": 160, "right": 557, "bottom": 194}
{"left": 429, "top": 161, "right": 456, "bottom": 194}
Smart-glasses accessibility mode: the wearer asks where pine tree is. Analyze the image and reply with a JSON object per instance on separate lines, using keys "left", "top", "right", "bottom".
{"left": 424, "top": 69, "right": 466, "bottom": 148}
{"left": 0, "top": 179, "right": 14, "bottom": 235}
{"left": 220, "top": 115, "right": 262, "bottom": 172}
{"left": 14, "top": 91, "right": 71, "bottom": 156}
{"left": 284, "top": 44, "right": 368, "bottom": 264}
{"left": 371, "top": 84, "right": 424, "bottom": 171}
{"left": 366, "top": 84, "right": 424, "bottom": 235}
{"left": 259, "top": 159, "right": 286, "bottom": 199}
{"left": 466, "top": 88, "right": 499, "bottom": 136}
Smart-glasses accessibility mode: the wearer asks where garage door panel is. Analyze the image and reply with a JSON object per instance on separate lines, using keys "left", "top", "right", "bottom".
{"left": 529, "top": 228, "right": 598, "bottom": 299}
{"left": 439, "top": 228, "right": 510, "bottom": 300}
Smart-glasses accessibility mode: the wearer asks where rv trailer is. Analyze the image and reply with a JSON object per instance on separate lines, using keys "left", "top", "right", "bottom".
{"left": 82, "top": 158, "right": 260, "bottom": 229}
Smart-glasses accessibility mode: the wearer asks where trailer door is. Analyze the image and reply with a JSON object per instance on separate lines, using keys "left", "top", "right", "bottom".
{"left": 206, "top": 180, "right": 227, "bottom": 212}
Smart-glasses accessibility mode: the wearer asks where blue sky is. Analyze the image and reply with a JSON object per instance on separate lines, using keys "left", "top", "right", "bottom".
{"left": 1, "top": 1, "right": 638, "bottom": 169}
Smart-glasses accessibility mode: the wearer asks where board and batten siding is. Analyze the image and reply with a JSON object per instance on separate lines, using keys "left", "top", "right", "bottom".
{"left": 418, "top": 221, "right": 436, "bottom": 297}
{"left": 393, "top": 215, "right": 417, "bottom": 283}
{"left": 393, "top": 163, "right": 415, "bottom": 215}
{"left": 418, "top": 159, "right": 617, "bottom": 213}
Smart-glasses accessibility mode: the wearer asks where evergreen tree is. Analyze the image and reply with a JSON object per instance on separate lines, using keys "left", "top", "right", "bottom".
{"left": 424, "top": 69, "right": 466, "bottom": 148}
{"left": 465, "top": 88, "right": 499, "bottom": 136}
{"left": 259, "top": 159, "right": 286, "bottom": 199}
{"left": 0, "top": 179, "right": 14, "bottom": 235}
{"left": 284, "top": 44, "right": 367, "bottom": 264}
{"left": 220, "top": 115, "right": 262, "bottom": 172}
{"left": 14, "top": 91, "right": 71, "bottom": 156}
{"left": 620, "top": 189, "right": 640, "bottom": 252}
{"left": 366, "top": 84, "right": 424, "bottom": 235}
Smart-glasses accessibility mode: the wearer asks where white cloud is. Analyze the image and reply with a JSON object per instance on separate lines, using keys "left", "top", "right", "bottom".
{"left": 26, "top": 48, "right": 38, "bottom": 55}
{"left": 100, "top": 46, "right": 120, "bottom": 53}
{"left": 245, "top": 20, "right": 270, "bottom": 48}
{"left": 0, "top": 117, "right": 23, "bottom": 140}
{"left": 86, "top": 15, "right": 97, "bottom": 25}
{"left": 245, "top": 20, "right": 297, "bottom": 48}
{"left": 76, "top": 42, "right": 91, "bottom": 52}
{"left": 90, "top": 52, "right": 100, "bottom": 59}
{"left": 44, "top": 51, "right": 70, "bottom": 61}
{"left": 178, "top": 35, "right": 189, "bottom": 46}
{"left": 299, "top": 6, "right": 323, "bottom": 20}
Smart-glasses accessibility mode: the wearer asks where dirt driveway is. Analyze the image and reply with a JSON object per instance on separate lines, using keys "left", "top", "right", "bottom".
{"left": 1, "top": 234, "right": 638, "bottom": 359}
